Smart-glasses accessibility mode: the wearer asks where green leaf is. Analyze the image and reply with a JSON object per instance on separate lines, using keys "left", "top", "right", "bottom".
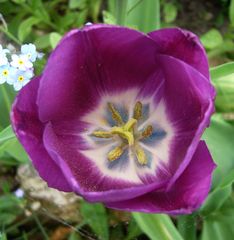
{"left": 132, "top": 213, "right": 183, "bottom": 240}
{"left": 0, "top": 138, "right": 29, "bottom": 163}
{"left": 80, "top": 202, "right": 109, "bottom": 240}
{"left": 177, "top": 215, "right": 196, "bottom": 240}
{"left": 0, "top": 84, "right": 15, "bottom": 130}
{"left": 163, "top": 3, "right": 177, "bottom": 23}
{"left": 200, "top": 29, "right": 223, "bottom": 49}
{"left": 103, "top": 10, "right": 117, "bottom": 25}
{"left": 69, "top": 0, "right": 86, "bottom": 9}
{"left": 230, "top": 0, "right": 234, "bottom": 26}
{"left": 210, "top": 62, "right": 234, "bottom": 112}
{"left": 34, "top": 34, "right": 50, "bottom": 49}
{"left": 108, "top": 0, "right": 128, "bottom": 25}
{"left": 202, "top": 114, "right": 234, "bottom": 187}
{"left": 200, "top": 168, "right": 234, "bottom": 215}
{"left": 201, "top": 218, "right": 234, "bottom": 240}
{"left": 18, "top": 17, "right": 41, "bottom": 42}
{"left": 200, "top": 185, "right": 232, "bottom": 216}
{"left": 125, "top": 0, "right": 160, "bottom": 32}
{"left": 49, "top": 32, "right": 62, "bottom": 49}
{"left": 0, "top": 125, "right": 15, "bottom": 143}
{"left": 125, "top": 217, "right": 142, "bottom": 240}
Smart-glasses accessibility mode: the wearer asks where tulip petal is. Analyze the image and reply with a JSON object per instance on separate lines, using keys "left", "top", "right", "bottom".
{"left": 148, "top": 28, "right": 210, "bottom": 79}
{"left": 11, "top": 77, "right": 72, "bottom": 192}
{"left": 156, "top": 54, "right": 215, "bottom": 188}
{"left": 105, "top": 141, "right": 216, "bottom": 214}
{"left": 38, "top": 25, "right": 160, "bottom": 123}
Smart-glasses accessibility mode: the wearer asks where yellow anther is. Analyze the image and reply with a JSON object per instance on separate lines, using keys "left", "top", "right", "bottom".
{"left": 111, "top": 127, "right": 134, "bottom": 145}
{"left": 108, "top": 146, "right": 124, "bottom": 161}
{"left": 133, "top": 101, "right": 142, "bottom": 120}
{"left": 123, "top": 118, "right": 137, "bottom": 131}
{"left": 92, "top": 131, "right": 112, "bottom": 138}
{"left": 135, "top": 145, "right": 147, "bottom": 165}
{"left": 107, "top": 103, "right": 124, "bottom": 125}
{"left": 142, "top": 125, "right": 153, "bottom": 138}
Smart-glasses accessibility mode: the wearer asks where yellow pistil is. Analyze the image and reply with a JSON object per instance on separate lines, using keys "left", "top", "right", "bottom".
{"left": 123, "top": 118, "right": 137, "bottom": 131}
{"left": 133, "top": 101, "right": 142, "bottom": 120}
{"left": 135, "top": 144, "right": 147, "bottom": 165}
{"left": 107, "top": 103, "right": 124, "bottom": 125}
{"left": 18, "top": 60, "right": 24, "bottom": 65}
{"left": 111, "top": 126, "right": 134, "bottom": 146}
{"left": 108, "top": 145, "right": 124, "bottom": 161}
{"left": 142, "top": 125, "right": 153, "bottom": 138}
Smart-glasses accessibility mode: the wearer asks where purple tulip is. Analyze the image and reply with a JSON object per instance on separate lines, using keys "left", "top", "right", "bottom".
{"left": 11, "top": 24, "right": 216, "bottom": 214}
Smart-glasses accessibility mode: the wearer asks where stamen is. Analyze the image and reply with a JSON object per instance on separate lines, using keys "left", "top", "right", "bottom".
{"left": 141, "top": 125, "right": 153, "bottom": 138}
{"left": 135, "top": 145, "right": 147, "bottom": 165}
{"left": 133, "top": 101, "right": 142, "bottom": 120}
{"left": 108, "top": 145, "right": 124, "bottom": 161}
{"left": 111, "top": 127, "right": 134, "bottom": 145}
{"left": 92, "top": 131, "right": 112, "bottom": 138}
{"left": 107, "top": 103, "right": 124, "bottom": 125}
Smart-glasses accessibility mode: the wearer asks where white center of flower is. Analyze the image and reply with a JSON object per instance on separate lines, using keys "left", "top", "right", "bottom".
{"left": 92, "top": 102, "right": 153, "bottom": 165}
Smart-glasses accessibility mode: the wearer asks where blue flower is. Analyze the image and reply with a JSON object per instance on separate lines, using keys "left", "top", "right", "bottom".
{"left": 10, "top": 68, "right": 34, "bottom": 91}
{"left": 0, "top": 44, "right": 9, "bottom": 66}
{"left": 11, "top": 54, "right": 33, "bottom": 71}
{"left": 21, "top": 43, "right": 38, "bottom": 62}
{"left": 0, "top": 64, "right": 12, "bottom": 84}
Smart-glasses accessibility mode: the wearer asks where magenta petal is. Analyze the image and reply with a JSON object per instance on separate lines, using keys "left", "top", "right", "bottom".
{"left": 105, "top": 141, "right": 216, "bottom": 214}
{"left": 38, "top": 25, "right": 159, "bottom": 123}
{"left": 156, "top": 54, "right": 215, "bottom": 186}
{"left": 148, "top": 28, "right": 210, "bottom": 79}
{"left": 11, "top": 77, "right": 72, "bottom": 192}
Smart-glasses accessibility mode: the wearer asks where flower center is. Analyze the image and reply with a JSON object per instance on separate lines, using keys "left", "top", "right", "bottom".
{"left": 18, "top": 60, "right": 24, "bottom": 65}
{"left": 18, "top": 76, "right": 24, "bottom": 82}
{"left": 92, "top": 102, "right": 153, "bottom": 165}
{"left": 2, "top": 70, "right": 8, "bottom": 76}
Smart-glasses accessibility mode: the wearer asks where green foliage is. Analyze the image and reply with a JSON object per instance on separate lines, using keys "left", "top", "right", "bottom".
{"left": 210, "top": 62, "right": 234, "bottom": 112}
{"left": 0, "top": 194, "right": 24, "bottom": 226}
{"left": 202, "top": 114, "right": 234, "bottom": 187}
{"left": 201, "top": 29, "right": 224, "bottom": 50}
{"left": 80, "top": 201, "right": 109, "bottom": 240}
{"left": 163, "top": 2, "right": 178, "bottom": 23}
{"left": 49, "top": 32, "right": 62, "bottom": 49}
{"left": 230, "top": 0, "right": 234, "bottom": 26}
{"left": 107, "top": 0, "right": 160, "bottom": 32}
{"left": 133, "top": 213, "right": 183, "bottom": 240}
{"left": 0, "top": 126, "right": 15, "bottom": 143}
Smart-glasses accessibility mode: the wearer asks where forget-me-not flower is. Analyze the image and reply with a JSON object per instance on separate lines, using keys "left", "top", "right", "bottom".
{"left": 0, "top": 64, "right": 13, "bottom": 84}
{"left": 11, "top": 54, "right": 33, "bottom": 71}
{"left": 11, "top": 68, "right": 34, "bottom": 91}
{"left": 21, "top": 43, "right": 38, "bottom": 62}
{"left": 0, "top": 44, "right": 9, "bottom": 66}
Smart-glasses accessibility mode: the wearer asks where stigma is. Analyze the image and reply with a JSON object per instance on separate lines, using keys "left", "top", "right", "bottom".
{"left": 92, "top": 101, "right": 153, "bottom": 165}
